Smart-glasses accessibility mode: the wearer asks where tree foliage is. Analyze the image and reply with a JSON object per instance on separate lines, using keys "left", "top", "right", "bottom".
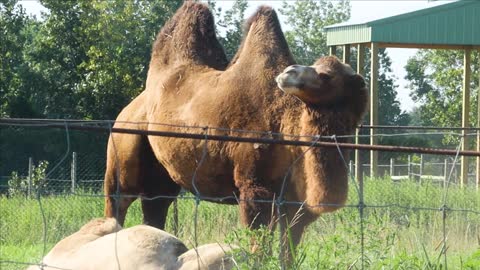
{"left": 280, "top": 0, "right": 350, "bottom": 64}
{"left": 1, "top": 0, "right": 181, "bottom": 119}
{"left": 0, "top": 0, "right": 40, "bottom": 117}
{"left": 214, "top": 0, "right": 248, "bottom": 60}
{"left": 0, "top": 0, "right": 182, "bottom": 178}
{"left": 405, "top": 50, "right": 480, "bottom": 129}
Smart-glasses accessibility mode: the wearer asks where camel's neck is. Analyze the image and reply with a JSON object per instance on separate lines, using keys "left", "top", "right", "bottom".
{"left": 298, "top": 107, "right": 351, "bottom": 215}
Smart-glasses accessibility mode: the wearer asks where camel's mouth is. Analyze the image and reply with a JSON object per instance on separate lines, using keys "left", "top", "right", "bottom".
{"left": 275, "top": 73, "right": 300, "bottom": 94}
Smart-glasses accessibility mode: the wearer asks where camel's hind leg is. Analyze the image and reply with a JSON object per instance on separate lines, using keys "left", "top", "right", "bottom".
{"left": 104, "top": 132, "right": 148, "bottom": 226}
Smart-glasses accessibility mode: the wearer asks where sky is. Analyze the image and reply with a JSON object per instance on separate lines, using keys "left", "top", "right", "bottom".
{"left": 19, "top": 0, "right": 457, "bottom": 112}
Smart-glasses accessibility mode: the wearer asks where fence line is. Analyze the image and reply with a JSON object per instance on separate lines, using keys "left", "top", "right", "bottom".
{"left": 2, "top": 119, "right": 480, "bottom": 157}
{"left": 1, "top": 121, "right": 480, "bottom": 269}
{"left": 5, "top": 118, "right": 480, "bottom": 131}
{"left": 2, "top": 152, "right": 478, "bottom": 197}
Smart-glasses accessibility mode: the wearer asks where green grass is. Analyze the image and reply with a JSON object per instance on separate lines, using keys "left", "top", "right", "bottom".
{"left": 1, "top": 178, "right": 479, "bottom": 269}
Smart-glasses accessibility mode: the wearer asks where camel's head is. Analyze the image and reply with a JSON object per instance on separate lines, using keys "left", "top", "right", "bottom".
{"left": 276, "top": 56, "right": 366, "bottom": 105}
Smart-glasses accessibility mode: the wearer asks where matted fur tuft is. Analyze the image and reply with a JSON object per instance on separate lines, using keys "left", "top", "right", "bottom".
{"left": 229, "top": 5, "right": 293, "bottom": 67}
{"left": 151, "top": 1, "right": 227, "bottom": 70}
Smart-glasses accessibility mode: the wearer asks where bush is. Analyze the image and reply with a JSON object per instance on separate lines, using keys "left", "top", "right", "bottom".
{"left": 8, "top": 160, "right": 48, "bottom": 196}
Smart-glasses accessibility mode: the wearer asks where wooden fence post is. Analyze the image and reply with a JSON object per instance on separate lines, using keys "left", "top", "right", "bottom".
{"left": 28, "top": 157, "right": 33, "bottom": 198}
{"left": 71, "top": 152, "right": 77, "bottom": 193}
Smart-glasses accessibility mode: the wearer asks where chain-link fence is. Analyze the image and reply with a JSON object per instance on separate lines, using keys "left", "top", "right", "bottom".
{"left": 2, "top": 152, "right": 477, "bottom": 196}
{"left": 0, "top": 152, "right": 105, "bottom": 195}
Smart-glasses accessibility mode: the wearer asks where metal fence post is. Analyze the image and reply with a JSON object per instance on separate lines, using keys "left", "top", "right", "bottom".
{"left": 173, "top": 199, "right": 178, "bottom": 236}
{"left": 390, "top": 158, "right": 394, "bottom": 178}
{"left": 349, "top": 160, "right": 353, "bottom": 176}
{"left": 419, "top": 154, "right": 424, "bottom": 184}
{"left": 28, "top": 157, "right": 33, "bottom": 198}
{"left": 407, "top": 155, "right": 412, "bottom": 180}
{"left": 71, "top": 152, "right": 77, "bottom": 193}
{"left": 444, "top": 158, "right": 449, "bottom": 188}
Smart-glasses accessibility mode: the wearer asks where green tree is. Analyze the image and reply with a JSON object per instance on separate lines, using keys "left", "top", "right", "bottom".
{"left": 27, "top": 0, "right": 182, "bottom": 119}
{"left": 75, "top": 0, "right": 182, "bottom": 119}
{"left": 405, "top": 50, "right": 479, "bottom": 130}
{"left": 0, "top": 0, "right": 182, "bottom": 181}
{"left": 208, "top": 0, "right": 248, "bottom": 60}
{"left": 0, "top": 0, "right": 40, "bottom": 117}
{"left": 366, "top": 48, "right": 410, "bottom": 126}
{"left": 280, "top": 0, "right": 350, "bottom": 64}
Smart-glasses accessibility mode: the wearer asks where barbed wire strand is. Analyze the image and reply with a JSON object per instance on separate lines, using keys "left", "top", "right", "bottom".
{"left": 107, "top": 122, "right": 123, "bottom": 270}
{"left": 190, "top": 127, "right": 210, "bottom": 269}
{"left": 276, "top": 134, "right": 322, "bottom": 269}
{"left": 5, "top": 117, "right": 480, "bottom": 131}
{"left": 1, "top": 118, "right": 474, "bottom": 141}
{"left": 331, "top": 134, "right": 365, "bottom": 269}
{"left": 37, "top": 121, "right": 72, "bottom": 270}
{"left": 104, "top": 123, "right": 122, "bottom": 270}
{"left": 441, "top": 138, "right": 463, "bottom": 269}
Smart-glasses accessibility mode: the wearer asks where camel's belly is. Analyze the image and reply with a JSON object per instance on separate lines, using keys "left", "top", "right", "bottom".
{"left": 148, "top": 136, "right": 237, "bottom": 198}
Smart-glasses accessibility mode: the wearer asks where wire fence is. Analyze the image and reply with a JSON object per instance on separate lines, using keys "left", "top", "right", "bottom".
{"left": 1, "top": 153, "right": 477, "bottom": 196}
{"left": 1, "top": 119, "right": 480, "bottom": 269}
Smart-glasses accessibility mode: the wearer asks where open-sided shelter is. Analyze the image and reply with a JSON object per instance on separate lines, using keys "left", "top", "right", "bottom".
{"left": 325, "top": 0, "right": 480, "bottom": 186}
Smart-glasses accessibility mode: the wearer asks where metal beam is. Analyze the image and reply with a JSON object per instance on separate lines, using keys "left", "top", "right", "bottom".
{"left": 377, "top": 43, "right": 480, "bottom": 50}
{"left": 370, "top": 43, "right": 379, "bottom": 178}
{"left": 355, "top": 44, "right": 365, "bottom": 182}
{"left": 461, "top": 48, "right": 471, "bottom": 187}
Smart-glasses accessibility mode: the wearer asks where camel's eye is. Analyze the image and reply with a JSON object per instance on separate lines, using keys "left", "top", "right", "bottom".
{"left": 318, "top": 73, "right": 331, "bottom": 81}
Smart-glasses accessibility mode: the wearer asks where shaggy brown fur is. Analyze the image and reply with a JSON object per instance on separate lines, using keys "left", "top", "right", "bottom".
{"left": 104, "top": 2, "right": 368, "bottom": 253}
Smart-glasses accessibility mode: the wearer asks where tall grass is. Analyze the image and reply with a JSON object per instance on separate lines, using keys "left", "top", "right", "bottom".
{"left": 1, "top": 179, "right": 479, "bottom": 269}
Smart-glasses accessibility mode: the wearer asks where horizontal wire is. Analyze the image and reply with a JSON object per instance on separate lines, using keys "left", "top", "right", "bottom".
{"left": 1, "top": 120, "right": 479, "bottom": 156}
{"left": 1, "top": 118, "right": 477, "bottom": 140}
{"left": 5, "top": 118, "right": 480, "bottom": 131}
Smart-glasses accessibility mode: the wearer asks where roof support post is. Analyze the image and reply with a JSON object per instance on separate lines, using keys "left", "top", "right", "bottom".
{"left": 370, "top": 43, "right": 379, "bottom": 178}
{"left": 342, "top": 44, "right": 351, "bottom": 65}
{"left": 476, "top": 49, "right": 480, "bottom": 190}
{"left": 355, "top": 44, "right": 365, "bottom": 183}
{"left": 461, "top": 48, "right": 471, "bottom": 188}
{"left": 329, "top": 46, "right": 337, "bottom": 57}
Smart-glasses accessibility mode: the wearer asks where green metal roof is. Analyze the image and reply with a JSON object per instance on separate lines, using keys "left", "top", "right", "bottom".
{"left": 325, "top": 0, "right": 480, "bottom": 47}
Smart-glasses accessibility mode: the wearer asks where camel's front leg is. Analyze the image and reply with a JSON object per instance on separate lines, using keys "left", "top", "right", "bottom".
{"left": 234, "top": 162, "right": 276, "bottom": 229}
{"left": 278, "top": 205, "right": 315, "bottom": 265}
